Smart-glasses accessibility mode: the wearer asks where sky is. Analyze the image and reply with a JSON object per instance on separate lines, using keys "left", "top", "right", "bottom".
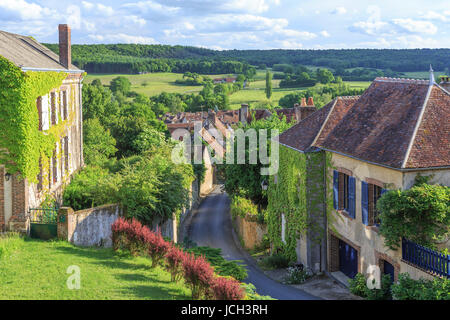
{"left": 0, "top": 0, "right": 449, "bottom": 50}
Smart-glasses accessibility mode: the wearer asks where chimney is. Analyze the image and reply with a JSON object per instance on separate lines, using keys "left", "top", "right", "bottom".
{"left": 294, "top": 104, "right": 301, "bottom": 124}
{"left": 440, "top": 76, "right": 450, "bottom": 91}
{"left": 300, "top": 98, "right": 307, "bottom": 106}
{"left": 58, "top": 24, "right": 71, "bottom": 69}
{"left": 239, "top": 104, "right": 249, "bottom": 125}
{"left": 307, "top": 97, "right": 314, "bottom": 106}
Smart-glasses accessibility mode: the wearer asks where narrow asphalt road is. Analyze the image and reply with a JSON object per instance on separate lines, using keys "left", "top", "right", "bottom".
{"left": 188, "top": 186, "right": 319, "bottom": 300}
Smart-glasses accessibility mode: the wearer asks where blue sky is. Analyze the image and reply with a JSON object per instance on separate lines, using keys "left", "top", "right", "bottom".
{"left": 0, "top": 0, "right": 449, "bottom": 49}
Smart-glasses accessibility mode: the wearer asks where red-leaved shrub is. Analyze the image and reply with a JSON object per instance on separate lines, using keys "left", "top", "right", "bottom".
{"left": 182, "top": 253, "right": 215, "bottom": 299}
{"left": 165, "top": 246, "right": 187, "bottom": 282}
{"left": 212, "top": 277, "right": 245, "bottom": 300}
{"left": 111, "top": 217, "right": 131, "bottom": 251}
{"left": 146, "top": 230, "right": 171, "bottom": 268}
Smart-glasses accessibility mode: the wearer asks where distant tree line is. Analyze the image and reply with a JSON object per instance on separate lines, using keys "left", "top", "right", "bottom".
{"left": 44, "top": 43, "right": 449, "bottom": 74}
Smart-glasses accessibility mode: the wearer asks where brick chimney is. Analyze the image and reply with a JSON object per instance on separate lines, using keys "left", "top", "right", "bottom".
{"left": 440, "top": 76, "right": 450, "bottom": 91}
{"left": 307, "top": 97, "right": 314, "bottom": 106}
{"left": 58, "top": 24, "right": 71, "bottom": 69}
{"left": 300, "top": 98, "right": 307, "bottom": 106}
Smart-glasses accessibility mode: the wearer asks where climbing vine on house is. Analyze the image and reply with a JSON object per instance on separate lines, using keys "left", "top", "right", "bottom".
{"left": 266, "top": 146, "right": 334, "bottom": 262}
{"left": 0, "top": 56, "right": 68, "bottom": 182}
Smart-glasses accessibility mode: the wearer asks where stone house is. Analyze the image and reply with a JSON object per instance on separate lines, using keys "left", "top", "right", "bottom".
{"left": 0, "top": 25, "right": 84, "bottom": 232}
{"left": 274, "top": 72, "right": 449, "bottom": 281}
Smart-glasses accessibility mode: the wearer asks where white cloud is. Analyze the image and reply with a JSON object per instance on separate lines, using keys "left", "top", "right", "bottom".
{"left": 88, "top": 33, "right": 157, "bottom": 44}
{"left": 67, "top": 5, "right": 81, "bottom": 30}
{"left": 421, "top": 10, "right": 450, "bottom": 22}
{"left": 124, "top": 15, "right": 147, "bottom": 27}
{"left": 331, "top": 7, "right": 347, "bottom": 15}
{"left": 0, "top": 0, "right": 53, "bottom": 21}
{"left": 392, "top": 18, "right": 437, "bottom": 35}
{"left": 82, "top": 2, "right": 114, "bottom": 16}
{"left": 81, "top": 1, "right": 94, "bottom": 10}
{"left": 320, "top": 30, "right": 330, "bottom": 37}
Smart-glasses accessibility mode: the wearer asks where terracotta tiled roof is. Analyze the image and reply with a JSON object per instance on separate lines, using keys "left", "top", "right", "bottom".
{"left": 316, "top": 78, "right": 450, "bottom": 169}
{"left": 403, "top": 85, "right": 450, "bottom": 168}
{"left": 278, "top": 100, "right": 334, "bottom": 152}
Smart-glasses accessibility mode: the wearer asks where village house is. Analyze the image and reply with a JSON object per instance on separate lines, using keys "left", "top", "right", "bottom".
{"left": 274, "top": 71, "right": 450, "bottom": 282}
{"left": 0, "top": 25, "right": 84, "bottom": 233}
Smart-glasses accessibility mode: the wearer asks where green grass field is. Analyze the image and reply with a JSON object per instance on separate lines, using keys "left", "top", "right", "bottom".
{"left": 0, "top": 236, "right": 190, "bottom": 300}
{"left": 85, "top": 72, "right": 230, "bottom": 96}
{"left": 85, "top": 71, "right": 371, "bottom": 109}
{"left": 401, "top": 71, "right": 446, "bottom": 80}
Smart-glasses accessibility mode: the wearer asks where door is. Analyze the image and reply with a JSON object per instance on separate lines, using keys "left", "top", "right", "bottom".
{"left": 383, "top": 260, "right": 395, "bottom": 283}
{"left": 339, "top": 239, "right": 358, "bottom": 279}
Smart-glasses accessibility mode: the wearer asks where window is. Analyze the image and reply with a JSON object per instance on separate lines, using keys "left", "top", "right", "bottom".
{"left": 333, "top": 170, "right": 356, "bottom": 218}
{"left": 362, "top": 181, "right": 386, "bottom": 226}
{"left": 51, "top": 92, "right": 57, "bottom": 125}
{"left": 61, "top": 91, "right": 68, "bottom": 120}
{"left": 36, "top": 97, "right": 42, "bottom": 130}
{"left": 52, "top": 148, "right": 57, "bottom": 184}
{"left": 281, "top": 213, "right": 286, "bottom": 244}
{"left": 370, "top": 184, "right": 383, "bottom": 226}
{"left": 339, "top": 172, "right": 349, "bottom": 211}
{"left": 37, "top": 157, "right": 43, "bottom": 192}
{"left": 64, "top": 136, "right": 69, "bottom": 173}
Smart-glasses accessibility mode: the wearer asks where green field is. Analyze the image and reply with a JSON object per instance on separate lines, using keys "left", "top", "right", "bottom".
{"left": 85, "top": 72, "right": 230, "bottom": 96}
{"left": 0, "top": 236, "right": 190, "bottom": 300}
{"left": 401, "top": 71, "right": 446, "bottom": 80}
{"left": 85, "top": 71, "right": 371, "bottom": 109}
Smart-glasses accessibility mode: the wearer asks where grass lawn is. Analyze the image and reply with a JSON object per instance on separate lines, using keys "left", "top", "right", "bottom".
{"left": 0, "top": 237, "right": 191, "bottom": 300}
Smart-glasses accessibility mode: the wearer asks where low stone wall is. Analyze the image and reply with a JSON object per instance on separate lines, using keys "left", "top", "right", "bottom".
{"left": 58, "top": 204, "right": 122, "bottom": 247}
{"left": 234, "top": 214, "right": 267, "bottom": 250}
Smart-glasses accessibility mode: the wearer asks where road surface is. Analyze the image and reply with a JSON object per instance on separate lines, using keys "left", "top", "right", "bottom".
{"left": 188, "top": 187, "right": 319, "bottom": 300}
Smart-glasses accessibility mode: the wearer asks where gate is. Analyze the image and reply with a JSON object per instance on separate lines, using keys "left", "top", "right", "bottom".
{"left": 29, "top": 207, "right": 59, "bottom": 240}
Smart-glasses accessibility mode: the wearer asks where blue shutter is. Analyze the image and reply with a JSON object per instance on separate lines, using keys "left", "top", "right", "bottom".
{"left": 333, "top": 170, "right": 339, "bottom": 210}
{"left": 381, "top": 188, "right": 388, "bottom": 195}
{"left": 348, "top": 176, "right": 356, "bottom": 218}
{"left": 361, "top": 181, "right": 369, "bottom": 225}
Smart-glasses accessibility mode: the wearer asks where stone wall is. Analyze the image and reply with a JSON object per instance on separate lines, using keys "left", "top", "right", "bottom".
{"left": 234, "top": 214, "right": 267, "bottom": 250}
{"left": 58, "top": 204, "right": 122, "bottom": 247}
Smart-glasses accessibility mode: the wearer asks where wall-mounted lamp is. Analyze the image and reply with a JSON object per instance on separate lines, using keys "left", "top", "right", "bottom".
{"left": 5, "top": 172, "right": 11, "bottom": 181}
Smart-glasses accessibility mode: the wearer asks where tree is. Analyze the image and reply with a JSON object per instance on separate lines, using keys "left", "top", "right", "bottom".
{"left": 83, "top": 118, "right": 118, "bottom": 166}
{"left": 377, "top": 183, "right": 450, "bottom": 250}
{"left": 222, "top": 115, "right": 293, "bottom": 206}
{"left": 110, "top": 76, "right": 131, "bottom": 95}
{"left": 265, "top": 70, "right": 272, "bottom": 100}
{"left": 316, "top": 68, "right": 335, "bottom": 84}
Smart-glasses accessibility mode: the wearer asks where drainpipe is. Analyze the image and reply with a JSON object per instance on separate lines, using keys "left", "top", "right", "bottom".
{"left": 79, "top": 77, "right": 84, "bottom": 167}
{"left": 322, "top": 151, "right": 328, "bottom": 273}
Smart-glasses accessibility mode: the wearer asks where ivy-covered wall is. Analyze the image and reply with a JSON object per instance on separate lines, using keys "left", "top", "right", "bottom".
{"left": 0, "top": 56, "right": 68, "bottom": 182}
{"left": 267, "top": 145, "right": 333, "bottom": 265}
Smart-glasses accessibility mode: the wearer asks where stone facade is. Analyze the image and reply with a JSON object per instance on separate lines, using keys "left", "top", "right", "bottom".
{"left": 327, "top": 152, "right": 449, "bottom": 281}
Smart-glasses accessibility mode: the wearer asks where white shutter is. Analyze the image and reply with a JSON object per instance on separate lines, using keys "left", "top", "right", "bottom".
{"left": 41, "top": 95, "right": 50, "bottom": 131}
{"left": 281, "top": 213, "right": 286, "bottom": 244}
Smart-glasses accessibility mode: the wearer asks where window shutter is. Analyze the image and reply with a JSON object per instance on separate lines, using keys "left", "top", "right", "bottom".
{"left": 348, "top": 176, "right": 356, "bottom": 218}
{"left": 361, "top": 181, "right": 369, "bottom": 225}
{"left": 381, "top": 188, "right": 388, "bottom": 195}
{"left": 333, "top": 170, "right": 339, "bottom": 210}
{"left": 41, "top": 95, "right": 50, "bottom": 131}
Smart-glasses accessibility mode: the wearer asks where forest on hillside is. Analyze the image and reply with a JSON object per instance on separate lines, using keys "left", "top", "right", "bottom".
{"left": 44, "top": 43, "right": 450, "bottom": 74}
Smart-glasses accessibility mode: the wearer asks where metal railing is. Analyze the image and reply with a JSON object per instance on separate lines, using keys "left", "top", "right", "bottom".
{"left": 29, "top": 207, "right": 58, "bottom": 224}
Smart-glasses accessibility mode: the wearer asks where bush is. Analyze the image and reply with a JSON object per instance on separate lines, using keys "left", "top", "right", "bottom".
{"left": 285, "top": 265, "right": 309, "bottom": 284}
{"left": 187, "top": 246, "right": 247, "bottom": 281}
{"left": 146, "top": 230, "right": 171, "bottom": 268}
{"left": 212, "top": 277, "right": 245, "bottom": 300}
{"left": 182, "top": 253, "right": 215, "bottom": 299}
{"left": 241, "top": 283, "right": 276, "bottom": 300}
{"left": 230, "top": 196, "right": 258, "bottom": 220}
{"left": 261, "top": 253, "right": 290, "bottom": 269}
{"left": 349, "top": 273, "right": 392, "bottom": 300}
{"left": 349, "top": 273, "right": 367, "bottom": 297}
{"left": 165, "top": 246, "right": 187, "bottom": 282}
{"left": 391, "top": 273, "right": 450, "bottom": 300}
